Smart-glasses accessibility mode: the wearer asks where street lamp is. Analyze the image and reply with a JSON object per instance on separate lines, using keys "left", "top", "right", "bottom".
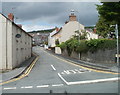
{"left": 110, "top": 24, "right": 119, "bottom": 67}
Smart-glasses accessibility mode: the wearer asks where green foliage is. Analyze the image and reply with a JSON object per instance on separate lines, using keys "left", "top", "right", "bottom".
{"left": 96, "top": 17, "right": 115, "bottom": 38}
{"left": 58, "top": 38, "right": 117, "bottom": 55}
{"left": 86, "top": 39, "right": 116, "bottom": 52}
{"left": 57, "top": 42, "right": 66, "bottom": 50}
{"left": 96, "top": 2, "right": 120, "bottom": 37}
{"left": 73, "top": 30, "right": 87, "bottom": 40}
{"left": 97, "top": 2, "right": 120, "bottom": 23}
{"left": 75, "top": 40, "right": 89, "bottom": 53}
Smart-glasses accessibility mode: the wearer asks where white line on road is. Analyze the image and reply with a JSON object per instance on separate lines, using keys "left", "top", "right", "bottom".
{"left": 58, "top": 73, "right": 120, "bottom": 85}
{"left": 58, "top": 73, "right": 69, "bottom": 85}
{"left": 37, "top": 85, "right": 49, "bottom": 88}
{"left": 3, "top": 87, "right": 16, "bottom": 90}
{"left": 52, "top": 84, "right": 64, "bottom": 87}
{"left": 68, "top": 77, "right": 120, "bottom": 85}
{"left": 21, "top": 86, "right": 33, "bottom": 89}
{"left": 51, "top": 65, "right": 56, "bottom": 71}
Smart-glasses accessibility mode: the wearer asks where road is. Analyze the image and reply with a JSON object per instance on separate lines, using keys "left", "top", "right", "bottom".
{"left": 2, "top": 46, "right": 119, "bottom": 93}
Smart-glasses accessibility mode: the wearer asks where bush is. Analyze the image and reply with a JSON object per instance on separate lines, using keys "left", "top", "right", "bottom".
{"left": 58, "top": 38, "right": 118, "bottom": 55}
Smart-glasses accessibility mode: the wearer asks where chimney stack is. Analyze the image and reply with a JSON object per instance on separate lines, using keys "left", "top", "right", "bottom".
{"left": 55, "top": 27, "right": 59, "bottom": 32}
{"left": 8, "top": 13, "right": 14, "bottom": 22}
{"left": 69, "top": 13, "right": 77, "bottom": 21}
{"left": 69, "top": 10, "right": 77, "bottom": 21}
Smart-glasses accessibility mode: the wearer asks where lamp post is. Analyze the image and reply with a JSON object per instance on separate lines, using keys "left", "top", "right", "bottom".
{"left": 110, "top": 24, "right": 119, "bottom": 67}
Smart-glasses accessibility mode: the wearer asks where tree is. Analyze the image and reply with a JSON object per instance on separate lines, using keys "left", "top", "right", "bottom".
{"left": 96, "top": 2, "right": 120, "bottom": 37}
{"left": 73, "top": 30, "right": 88, "bottom": 40}
{"left": 96, "top": 16, "right": 115, "bottom": 38}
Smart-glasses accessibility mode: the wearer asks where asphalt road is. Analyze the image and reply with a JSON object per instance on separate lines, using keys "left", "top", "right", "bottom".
{"left": 2, "top": 46, "right": 119, "bottom": 93}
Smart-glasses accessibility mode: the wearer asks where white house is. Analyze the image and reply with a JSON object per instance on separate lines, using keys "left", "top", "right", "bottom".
{"left": 0, "top": 13, "right": 32, "bottom": 70}
{"left": 48, "top": 27, "right": 59, "bottom": 47}
{"left": 49, "top": 12, "right": 84, "bottom": 47}
{"left": 48, "top": 12, "right": 99, "bottom": 48}
{"left": 86, "top": 29, "right": 99, "bottom": 40}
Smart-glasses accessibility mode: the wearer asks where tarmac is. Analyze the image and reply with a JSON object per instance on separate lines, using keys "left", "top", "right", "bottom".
{"left": 46, "top": 49, "right": 120, "bottom": 73}
{"left": 0, "top": 49, "right": 119, "bottom": 85}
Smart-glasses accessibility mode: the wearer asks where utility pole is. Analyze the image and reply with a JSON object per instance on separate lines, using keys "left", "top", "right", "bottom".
{"left": 116, "top": 24, "right": 119, "bottom": 67}
{"left": 111, "top": 24, "right": 119, "bottom": 67}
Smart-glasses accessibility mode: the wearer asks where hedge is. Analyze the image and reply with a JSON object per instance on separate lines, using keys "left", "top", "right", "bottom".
{"left": 58, "top": 38, "right": 118, "bottom": 56}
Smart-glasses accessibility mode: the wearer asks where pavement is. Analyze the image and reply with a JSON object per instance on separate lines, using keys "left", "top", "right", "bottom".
{"left": 0, "top": 53, "right": 37, "bottom": 83}
{"left": 46, "top": 49, "right": 120, "bottom": 73}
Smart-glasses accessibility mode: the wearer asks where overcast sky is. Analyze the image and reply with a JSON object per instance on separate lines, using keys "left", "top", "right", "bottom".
{"left": 2, "top": 2, "right": 101, "bottom": 32}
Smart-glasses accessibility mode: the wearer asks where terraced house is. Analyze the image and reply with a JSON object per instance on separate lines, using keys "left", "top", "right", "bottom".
{"left": 0, "top": 13, "right": 32, "bottom": 70}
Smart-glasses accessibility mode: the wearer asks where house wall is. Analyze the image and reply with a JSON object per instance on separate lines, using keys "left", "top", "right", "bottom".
{"left": 86, "top": 30, "right": 99, "bottom": 40}
{"left": 59, "top": 21, "right": 84, "bottom": 43}
{"left": 12, "top": 24, "right": 32, "bottom": 68}
{"left": 0, "top": 14, "right": 32, "bottom": 70}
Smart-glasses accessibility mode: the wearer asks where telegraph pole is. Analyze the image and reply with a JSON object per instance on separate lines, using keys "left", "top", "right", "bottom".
{"left": 116, "top": 24, "right": 119, "bottom": 67}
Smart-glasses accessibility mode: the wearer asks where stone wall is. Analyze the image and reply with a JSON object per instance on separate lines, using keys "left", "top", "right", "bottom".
{"left": 61, "top": 48, "right": 117, "bottom": 64}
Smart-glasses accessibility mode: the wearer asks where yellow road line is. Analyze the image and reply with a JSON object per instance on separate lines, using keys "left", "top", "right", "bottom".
{"left": 45, "top": 50, "right": 119, "bottom": 75}
{"left": 0, "top": 56, "right": 39, "bottom": 85}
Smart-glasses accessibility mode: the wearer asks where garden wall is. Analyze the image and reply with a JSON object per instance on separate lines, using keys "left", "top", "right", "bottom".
{"left": 62, "top": 48, "right": 117, "bottom": 64}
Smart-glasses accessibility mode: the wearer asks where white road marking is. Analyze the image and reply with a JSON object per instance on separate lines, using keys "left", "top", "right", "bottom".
{"left": 69, "top": 70, "right": 77, "bottom": 74}
{"left": 58, "top": 73, "right": 119, "bottom": 85}
{"left": 58, "top": 73, "right": 69, "bottom": 85}
{"left": 51, "top": 65, "right": 56, "bottom": 71}
{"left": 68, "top": 77, "right": 120, "bottom": 85}
{"left": 61, "top": 72, "right": 65, "bottom": 74}
{"left": 21, "top": 86, "right": 33, "bottom": 88}
{"left": 37, "top": 85, "right": 49, "bottom": 88}
{"left": 52, "top": 84, "right": 64, "bottom": 87}
{"left": 64, "top": 70, "right": 70, "bottom": 74}
{"left": 3, "top": 87, "right": 16, "bottom": 90}
{"left": 74, "top": 69, "right": 82, "bottom": 73}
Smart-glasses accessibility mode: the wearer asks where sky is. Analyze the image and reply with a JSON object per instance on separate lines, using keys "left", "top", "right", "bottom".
{"left": 1, "top": 1, "right": 101, "bottom": 32}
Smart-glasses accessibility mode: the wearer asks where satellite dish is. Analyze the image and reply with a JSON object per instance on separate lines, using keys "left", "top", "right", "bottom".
{"left": 15, "top": 34, "right": 21, "bottom": 38}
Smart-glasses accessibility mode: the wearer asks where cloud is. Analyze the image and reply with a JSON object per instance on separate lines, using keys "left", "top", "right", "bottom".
{"left": 2, "top": 2, "right": 100, "bottom": 31}
{"left": 22, "top": 24, "right": 55, "bottom": 32}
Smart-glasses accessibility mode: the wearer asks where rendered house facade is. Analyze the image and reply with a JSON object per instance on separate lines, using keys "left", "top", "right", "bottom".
{"left": 0, "top": 13, "right": 32, "bottom": 70}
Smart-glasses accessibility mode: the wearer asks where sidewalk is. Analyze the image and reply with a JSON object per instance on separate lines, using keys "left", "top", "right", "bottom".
{"left": 0, "top": 54, "right": 36, "bottom": 83}
{"left": 46, "top": 49, "right": 120, "bottom": 73}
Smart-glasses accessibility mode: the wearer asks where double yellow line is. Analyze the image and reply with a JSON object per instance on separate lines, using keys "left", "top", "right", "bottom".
{"left": 0, "top": 55, "right": 39, "bottom": 85}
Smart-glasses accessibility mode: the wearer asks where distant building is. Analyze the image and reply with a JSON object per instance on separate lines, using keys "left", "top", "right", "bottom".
{"left": 48, "top": 27, "right": 60, "bottom": 47}
{"left": 28, "top": 29, "right": 55, "bottom": 46}
{"left": 0, "top": 13, "right": 32, "bottom": 70}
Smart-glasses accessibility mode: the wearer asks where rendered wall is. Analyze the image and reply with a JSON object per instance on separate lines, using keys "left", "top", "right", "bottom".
{"left": 0, "top": 14, "right": 32, "bottom": 70}
{"left": 59, "top": 21, "right": 84, "bottom": 43}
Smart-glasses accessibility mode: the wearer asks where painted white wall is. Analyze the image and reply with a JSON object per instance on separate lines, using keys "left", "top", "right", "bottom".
{"left": 0, "top": 14, "right": 32, "bottom": 70}
{"left": 59, "top": 21, "right": 84, "bottom": 43}
{"left": 48, "top": 29, "right": 57, "bottom": 47}
{"left": 0, "top": 15, "right": 7, "bottom": 69}
{"left": 86, "top": 30, "right": 99, "bottom": 40}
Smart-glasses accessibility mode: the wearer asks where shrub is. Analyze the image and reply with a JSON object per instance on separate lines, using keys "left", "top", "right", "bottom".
{"left": 58, "top": 38, "right": 118, "bottom": 55}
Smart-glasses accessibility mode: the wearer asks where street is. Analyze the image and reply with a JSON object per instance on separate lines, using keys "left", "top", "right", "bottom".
{"left": 2, "top": 46, "right": 119, "bottom": 93}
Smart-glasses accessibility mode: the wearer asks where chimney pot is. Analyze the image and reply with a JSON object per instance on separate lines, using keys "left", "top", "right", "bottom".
{"left": 8, "top": 13, "right": 14, "bottom": 22}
